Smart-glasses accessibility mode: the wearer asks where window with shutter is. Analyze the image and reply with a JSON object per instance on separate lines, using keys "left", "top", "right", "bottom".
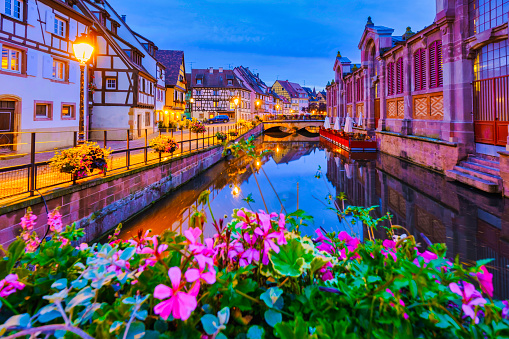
{"left": 396, "top": 58, "right": 403, "bottom": 94}
{"left": 387, "top": 62, "right": 395, "bottom": 96}
{"left": 414, "top": 49, "right": 426, "bottom": 91}
{"left": 430, "top": 41, "right": 443, "bottom": 88}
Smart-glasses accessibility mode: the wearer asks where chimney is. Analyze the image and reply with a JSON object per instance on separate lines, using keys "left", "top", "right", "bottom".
{"left": 209, "top": 67, "right": 214, "bottom": 74}
{"left": 219, "top": 67, "right": 223, "bottom": 73}
{"left": 121, "top": 15, "right": 126, "bottom": 22}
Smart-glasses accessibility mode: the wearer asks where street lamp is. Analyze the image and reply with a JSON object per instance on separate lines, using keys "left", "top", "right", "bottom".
{"left": 189, "top": 97, "right": 194, "bottom": 118}
{"left": 231, "top": 96, "right": 240, "bottom": 121}
{"left": 73, "top": 33, "right": 94, "bottom": 144}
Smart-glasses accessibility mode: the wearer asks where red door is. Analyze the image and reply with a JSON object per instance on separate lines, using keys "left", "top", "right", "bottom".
{"left": 374, "top": 99, "right": 380, "bottom": 129}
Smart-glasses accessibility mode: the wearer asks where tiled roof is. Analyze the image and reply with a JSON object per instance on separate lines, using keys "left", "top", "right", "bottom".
{"left": 191, "top": 68, "right": 245, "bottom": 89}
{"left": 234, "top": 66, "right": 268, "bottom": 95}
{"left": 156, "top": 50, "right": 184, "bottom": 86}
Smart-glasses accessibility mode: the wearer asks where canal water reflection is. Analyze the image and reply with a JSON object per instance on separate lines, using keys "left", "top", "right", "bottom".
{"left": 121, "top": 134, "right": 509, "bottom": 299}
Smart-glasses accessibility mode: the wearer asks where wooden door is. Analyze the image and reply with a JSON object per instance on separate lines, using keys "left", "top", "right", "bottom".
{"left": 0, "top": 101, "right": 15, "bottom": 151}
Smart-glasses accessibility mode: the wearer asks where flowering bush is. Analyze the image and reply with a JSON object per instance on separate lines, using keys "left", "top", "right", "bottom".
{"left": 49, "top": 142, "right": 111, "bottom": 178}
{"left": 215, "top": 131, "right": 227, "bottom": 142}
{"left": 190, "top": 120, "right": 206, "bottom": 134}
{"left": 1, "top": 199, "right": 509, "bottom": 338}
{"left": 149, "top": 135, "right": 179, "bottom": 154}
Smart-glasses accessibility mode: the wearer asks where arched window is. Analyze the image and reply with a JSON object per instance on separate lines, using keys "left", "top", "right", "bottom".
{"left": 414, "top": 48, "right": 426, "bottom": 91}
{"left": 396, "top": 57, "right": 404, "bottom": 94}
{"left": 387, "top": 62, "right": 395, "bottom": 96}
{"left": 429, "top": 41, "right": 443, "bottom": 88}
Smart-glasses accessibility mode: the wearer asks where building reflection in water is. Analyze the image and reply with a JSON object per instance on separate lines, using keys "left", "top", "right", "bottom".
{"left": 323, "top": 142, "right": 509, "bottom": 299}
{"left": 120, "top": 132, "right": 509, "bottom": 299}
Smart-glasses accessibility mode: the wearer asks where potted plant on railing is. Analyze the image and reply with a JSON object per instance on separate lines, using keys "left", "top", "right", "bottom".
{"left": 150, "top": 135, "right": 179, "bottom": 154}
{"left": 50, "top": 142, "right": 111, "bottom": 180}
{"left": 189, "top": 120, "right": 206, "bottom": 134}
{"left": 215, "top": 131, "right": 227, "bottom": 142}
{"left": 229, "top": 130, "right": 238, "bottom": 137}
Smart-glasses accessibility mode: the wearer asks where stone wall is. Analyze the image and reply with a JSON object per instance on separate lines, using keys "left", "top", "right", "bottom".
{"left": 0, "top": 125, "right": 263, "bottom": 247}
{"left": 376, "top": 131, "right": 468, "bottom": 172}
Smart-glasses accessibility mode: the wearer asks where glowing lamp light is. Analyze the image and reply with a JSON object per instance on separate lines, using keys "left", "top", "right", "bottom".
{"left": 232, "top": 185, "right": 240, "bottom": 197}
{"left": 233, "top": 97, "right": 239, "bottom": 105}
{"left": 256, "top": 160, "right": 260, "bottom": 167}
{"left": 164, "top": 110, "right": 169, "bottom": 115}
{"left": 190, "top": 98, "right": 195, "bottom": 103}
{"left": 73, "top": 33, "right": 94, "bottom": 64}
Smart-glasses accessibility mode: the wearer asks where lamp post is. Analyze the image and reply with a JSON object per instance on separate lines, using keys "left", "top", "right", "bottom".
{"left": 233, "top": 96, "right": 239, "bottom": 122}
{"left": 189, "top": 97, "right": 194, "bottom": 119}
{"left": 73, "top": 33, "right": 94, "bottom": 144}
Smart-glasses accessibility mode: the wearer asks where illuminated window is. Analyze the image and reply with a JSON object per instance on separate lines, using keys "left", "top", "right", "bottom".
{"left": 54, "top": 17, "right": 66, "bottom": 37}
{"left": 1, "top": 47, "right": 21, "bottom": 73}
{"left": 106, "top": 78, "right": 117, "bottom": 89}
{"left": 469, "top": 0, "right": 509, "bottom": 35}
{"left": 196, "top": 79, "right": 202, "bottom": 85}
{"left": 61, "top": 104, "right": 75, "bottom": 119}
{"left": 474, "top": 40, "right": 509, "bottom": 80}
{"left": 52, "top": 60, "right": 66, "bottom": 80}
{"left": 5, "top": 0, "right": 23, "bottom": 20}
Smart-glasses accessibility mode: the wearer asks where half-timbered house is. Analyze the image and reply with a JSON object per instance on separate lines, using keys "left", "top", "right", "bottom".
{"left": 77, "top": 0, "right": 162, "bottom": 140}
{"left": 190, "top": 67, "right": 250, "bottom": 121}
{"left": 0, "top": 0, "right": 92, "bottom": 153}
{"left": 156, "top": 50, "right": 187, "bottom": 126}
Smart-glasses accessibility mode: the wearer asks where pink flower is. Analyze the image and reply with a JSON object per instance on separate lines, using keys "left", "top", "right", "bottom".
{"left": 254, "top": 212, "right": 280, "bottom": 265}
{"left": 185, "top": 266, "right": 216, "bottom": 285}
{"left": 48, "top": 209, "right": 63, "bottom": 233}
{"left": 107, "top": 250, "right": 131, "bottom": 275}
{"left": 154, "top": 267, "right": 197, "bottom": 321}
{"left": 477, "top": 266, "right": 493, "bottom": 297}
{"left": 128, "top": 229, "right": 154, "bottom": 252}
{"left": 240, "top": 233, "right": 260, "bottom": 267}
{"left": 140, "top": 237, "right": 168, "bottom": 267}
{"left": 184, "top": 228, "right": 204, "bottom": 253}
{"left": 449, "top": 281, "right": 487, "bottom": 324}
{"left": 0, "top": 274, "right": 25, "bottom": 298}
{"left": 21, "top": 210, "right": 37, "bottom": 232}
{"left": 338, "top": 231, "right": 360, "bottom": 251}
{"left": 382, "top": 239, "right": 396, "bottom": 249}
{"left": 413, "top": 250, "right": 438, "bottom": 267}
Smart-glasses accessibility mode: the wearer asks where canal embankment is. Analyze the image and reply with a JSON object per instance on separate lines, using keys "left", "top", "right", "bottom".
{"left": 0, "top": 124, "right": 263, "bottom": 246}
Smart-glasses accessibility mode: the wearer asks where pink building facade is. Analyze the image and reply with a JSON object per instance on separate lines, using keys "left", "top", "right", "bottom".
{"left": 327, "top": 0, "right": 509, "bottom": 173}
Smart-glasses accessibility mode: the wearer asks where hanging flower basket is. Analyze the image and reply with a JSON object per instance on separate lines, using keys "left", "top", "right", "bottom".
{"left": 190, "top": 120, "right": 206, "bottom": 134}
{"left": 150, "top": 135, "right": 179, "bottom": 154}
{"left": 215, "top": 132, "right": 227, "bottom": 142}
{"left": 50, "top": 142, "right": 111, "bottom": 179}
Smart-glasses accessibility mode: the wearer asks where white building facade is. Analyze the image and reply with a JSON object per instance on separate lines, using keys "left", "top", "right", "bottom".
{"left": 0, "top": 0, "right": 91, "bottom": 152}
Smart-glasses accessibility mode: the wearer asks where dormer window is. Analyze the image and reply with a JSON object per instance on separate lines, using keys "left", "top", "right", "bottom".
{"left": 196, "top": 79, "right": 202, "bottom": 85}
{"left": 227, "top": 79, "right": 233, "bottom": 85}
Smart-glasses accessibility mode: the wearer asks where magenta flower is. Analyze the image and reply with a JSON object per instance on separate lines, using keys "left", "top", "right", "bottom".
{"left": 184, "top": 227, "right": 204, "bottom": 253}
{"left": 338, "top": 231, "right": 360, "bottom": 251}
{"left": 0, "top": 274, "right": 25, "bottom": 298}
{"left": 502, "top": 301, "right": 509, "bottom": 319}
{"left": 154, "top": 267, "right": 198, "bottom": 321}
{"left": 240, "top": 233, "right": 260, "bottom": 267}
{"left": 228, "top": 240, "right": 244, "bottom": 263}
{"left": 477, "top": 266, "right": 494, "bottom": 297}
{"left": 449, "top": 281, "right": 487, "bottom": 324}
{"left": 48, "top": 209, "right": 63, "bottom": 233}
{"left": 140, "top": 237, "right": 168, "bottom": 267}
{"left": 185, "top": 265, "right": 216, "bottom": 285}
{"left": 254, "top": 212, "right": 280, "bottom": 265}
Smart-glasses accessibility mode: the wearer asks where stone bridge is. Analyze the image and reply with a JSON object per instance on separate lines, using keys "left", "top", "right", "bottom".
{"left": 262, "top": 120, "right": 324, "bottom": 137}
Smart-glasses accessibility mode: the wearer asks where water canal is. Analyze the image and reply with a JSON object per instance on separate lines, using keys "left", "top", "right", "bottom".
{"left": 120, "top": 133, "right": 509, "bottom": 299}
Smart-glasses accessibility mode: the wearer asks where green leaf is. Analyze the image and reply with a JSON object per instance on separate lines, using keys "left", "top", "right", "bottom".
{"left": 51, "top": 278, "right": 68, "bottom": 290}
{"left": 120, "top": 247, "right": 136, "bottom": 261}
{"left": 274, "top": 314, "right": 311, "bottom": 339}
{"left": 260, "top": 287, "right": 283, "bottom": 309}
{"left": 122, "top": 321, "right": 145, "bottom": 339}
{"left": 65, "top": 286, "right": 94, "bottom": 312}
{"left": 37, "top": 305, "right": 62, "bottom": 323}
{"left": 409, "top": 280, "right": 418, "bottom": 299}
{"left": 269, "top": 238, "right": 313, "bottom": 277}
{"left": 264, "top": 309, "right": 282, "bottom": 327}
{"left": 201, "top": 314, "right": 220, "bottom": 335}
{"left": 110, "top": 320, "right": 123, "bottom": 333}
{"left": 247, "top": 325, "right": 265, "bottom": 339}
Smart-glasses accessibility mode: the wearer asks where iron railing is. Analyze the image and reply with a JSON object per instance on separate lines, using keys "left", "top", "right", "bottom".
{"left": 0, "top": 123, "right": 251, "bottom": 202}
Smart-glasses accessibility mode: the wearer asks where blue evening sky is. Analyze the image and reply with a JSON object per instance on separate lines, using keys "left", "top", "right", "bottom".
{"left": 109, "top": 0, "right": 436, "bottom": 90}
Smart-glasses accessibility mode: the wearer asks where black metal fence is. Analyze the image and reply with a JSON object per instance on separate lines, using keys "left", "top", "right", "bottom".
{"left": 0, "top": 123, "right": 252, "bottom": 201}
